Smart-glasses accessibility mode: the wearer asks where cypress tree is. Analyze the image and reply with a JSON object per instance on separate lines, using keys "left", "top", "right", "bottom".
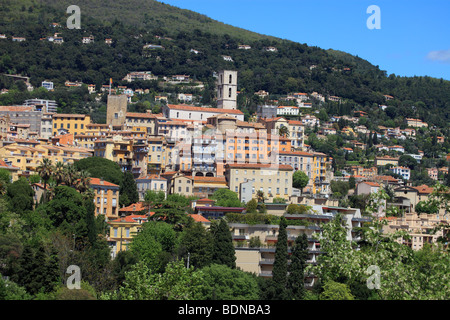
{"left": 211, "top": 219, "right": 236, "bottom": 269}
{"left": 271, "top": 216, "right": 289, "bottom": 300}
{"left": 120, "top": 171, "right": 139, "bottom": 207}
{"left": 287, "top": 233, "right": 309, "bottom": 299}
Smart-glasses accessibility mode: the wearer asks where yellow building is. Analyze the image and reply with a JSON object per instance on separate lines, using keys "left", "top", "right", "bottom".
{"left": 107, "top": 214, "right": 149, "bottom": 258}
{"left": 147, "top": 136, "right": 167, "bottom": 173}
{"left": 94, "top": 135, "right": 133, "bottom": 172}
{"left": 90, "top": 177, "right": 120, "bottom": 220}
{"left": 375, "top": 156, "right": 399, "bottom": 167}
{"left": 225, "top": 163, "right": 294, "bottom": 202}
{"left": 382, "top": 213, "right": 449, "bottom": 250}
{"left": 52, "top": 114, "right": 91, "bottom": 136}
{"left": 0, "top": 142, "right": 93, "bottom": 174}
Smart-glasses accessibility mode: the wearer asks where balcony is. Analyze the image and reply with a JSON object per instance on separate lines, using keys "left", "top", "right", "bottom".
{"left": 259, "top": 259, "right": 275, "bottom": 265}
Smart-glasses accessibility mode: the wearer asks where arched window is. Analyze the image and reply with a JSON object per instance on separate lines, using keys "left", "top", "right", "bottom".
{"left": 228, "top": 88, "right": 232, "bottom": 98}
{"left": 229, "top": 74, "right": 232, "bottom": 84}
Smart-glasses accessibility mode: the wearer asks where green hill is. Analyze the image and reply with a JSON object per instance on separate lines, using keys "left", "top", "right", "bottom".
{"left": 0, "top": 0, "right": 449, "bottom": 129}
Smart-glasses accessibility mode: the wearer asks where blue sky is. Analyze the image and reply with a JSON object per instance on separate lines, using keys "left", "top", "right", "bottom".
{"left": 161, "top": 0, "right": 450, "bottom": 80}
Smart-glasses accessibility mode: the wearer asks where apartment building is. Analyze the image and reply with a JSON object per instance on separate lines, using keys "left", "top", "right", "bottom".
{"left": 233, "top": 205, "right": 370, "bottom": 284}
{"left": 276, "top": 151, "right": 331, "bottom": 195}
{"left": 90, "top": 177, "right": 120, "bottom": 220}
{"left": 0, "top": 105, "right": 43, "bottom": 134}
{"left": 107, "top": 214, "right": 149, "bottom": 258}
{"left": 287, "top": 120, "right": 304, "bottom": 150}
{"left": 225, "top": 163, "right": 293, "bottom": 202}
{"left": 52, "top": 114, "right": 91, "bottom": 136}
{"left": 125, "top": 112, "right": 160, "bottom": 135}
{"left": 382, "top": 213, "right": 449, "bottom": 250}
{"left": 136, "top": 174, "right": 168, "bottom": 200}
{"left": 389, "top": 166, "right": 411, "bottom": 181}
{"left": 0, "top": 142, "right": 93, "bottom": 174}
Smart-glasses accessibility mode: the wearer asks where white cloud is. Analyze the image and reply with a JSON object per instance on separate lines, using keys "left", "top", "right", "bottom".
{"left": 426, "top": 49, "right": 450, "bottom": 64}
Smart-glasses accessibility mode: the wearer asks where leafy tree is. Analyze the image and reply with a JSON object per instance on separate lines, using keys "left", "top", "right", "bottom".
{"left": 320, "top": 281, "right": 354, "bottom": 300}
{"left": 74, "top": 157, "right": 123, "bottom": 186}
{"left": 107, "top": 260, "right": 205, "bottom": 300}
{"left": 129, "top": 221, "right": 176, "bottom": 272}
{"left": 144, "top": 190, "right": 166, "bottom": 209}
{"left": 245, "top": 198, "right": 258, "bottom": 213}
{"left": 6, "top": 178, "right": 34, "bottom": 213}
{"left": 293, "top": 170, "right": 309, "bottom": 194}
{"left": 177, "top": 221, "right": 213, "bottom": 269}
{"left": 210, "top": 219, "right": 236, "bottom": 269}
{"left": 36, "top": 186, "right": 88, "bottom": 237}
{"left": 211, "top": 188, "right": 242, "bottom": 207}
{"left": 0, "top": 275, "right": 31, "bottom": 300}
{"left": 199, "top": 264, "right": 260, "bottom": 300}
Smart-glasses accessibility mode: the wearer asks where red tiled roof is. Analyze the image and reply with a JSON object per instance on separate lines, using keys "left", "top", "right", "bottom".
{"left": 89, "top": 177, "right": 119, "bottom": 187}
{"left": 109, "top": 214, "right": 150, "bottom": 223}
{"left": 226, "top": 163, "right": 293, "bottom": 170}
{"left": 278, "top": 150, "right": 313, "bottom": 156}
{"left": 0, "top": 105, "right": 34, "bottom": 112}
{"left": 0, "top": 159, "right": 19, "bottom": 169}
{"left": 119, "top": 202, "right": 148, "bottom": 212}
{"left": 189, "top": 214, "right": 210, "bottom": 223}
{"left": 361, "top": 182, "right": 380, "bottom": 187}
{"left": 53, "top": 113, "right": 88, "bottom": 118}
{"left": 126, "top": 112, "right": 158, "bottom": 119}
{"left": 167, "top": 104, "right": 243, "bottom": 115}
{"left": 412, "top": 185, "right": 434, "bottom": 194}
{"left": 197, "top": 198, "right": 215, "bottom": 202}
{"left": 193, "top": 176, "right": 227, "bottom": 183}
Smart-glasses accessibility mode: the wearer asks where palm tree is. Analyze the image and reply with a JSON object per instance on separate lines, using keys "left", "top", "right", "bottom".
{"left": 36, "top": 158, "right": 53, "bottom": 203}
{"left": 63, "top": 163, "right": 78, "bottom": 187}
{"left": 75, "top": 170, "right": 91, "bottom": 194}
{"left": 256, "top": 190, "right": 265, "bottom": 203}
{"left": 53, "top": 161, "right": 65, "bottom": 186}
{"left": 278, "top": 125, "right": 290, "bottom": 138}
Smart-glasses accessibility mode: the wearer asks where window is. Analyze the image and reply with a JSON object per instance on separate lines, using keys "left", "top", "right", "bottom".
{"left": 126, "top": 228, "right": 130, "bottom": 238}
{"left": 114, "top": 113, "right": 118, "bottom": 119}
{"left": 114, "top": 228, "right": 118, "bottom": 237}
{"left": 229, "top": 74, "right": 232, "bottom": 84}
{"left": 228, "top": 88, "right": 232, "bottom": 98}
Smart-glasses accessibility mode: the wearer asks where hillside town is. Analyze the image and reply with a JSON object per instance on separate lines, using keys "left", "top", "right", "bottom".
{"left": 0, "top": 68, "right": 448, "bottom": 290}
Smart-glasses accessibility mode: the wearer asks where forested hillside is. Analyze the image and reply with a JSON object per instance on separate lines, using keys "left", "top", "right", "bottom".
{"left": 0, "top": 0, "right": 449, "bottom": 128}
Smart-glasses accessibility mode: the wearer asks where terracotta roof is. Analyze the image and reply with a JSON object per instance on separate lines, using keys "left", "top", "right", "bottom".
{"left": 0, "top": 159, "right": 19, "bottom": 169}
{"left": 197, "top": 198, "right": 215, "bottom": 202}
{"left": 53, "top": 113, "right": 88, "bottom": 118}
{"left": 167, "top": 104, "right": 243, "bottom": 115}
{"left": 278, "top": 150, "right": 313, "bottom": 156}
{"left": 189, "top": 214, "right": 210, "bottom": 223}
{"left": 193, "top": 176, "right": 227, "bottom": 183}
{"left": 126, "top": 112, "right": 158, "bottom": 119}
{"left": 0, "top": 105, "right": 34, "bottom": 112}
{"left": 361, "top": 182, "right": 380, "bottom": 187}
{"left": 109, "top": 214, "right": 150, "bottom": 223}
{"left": 89, "top": 177, "right": 119, "bottom": 187}
{"left": 412, "top": 185, "right": 434, "bottom": 194}
{"left": 288, "top": 120, "right": 304, "bottom": 125}
{"left": 136, "top": 174, "right": 166, "bottom": 180}
{"left": 226, "top": 163, "right": 293, "bottom": 170}
{"left": 119, "top": 202, "right": 148, "bottom": 212}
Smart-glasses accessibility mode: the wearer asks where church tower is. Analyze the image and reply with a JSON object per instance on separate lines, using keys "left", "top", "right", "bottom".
{"left": 217, "top": 70, "right": 237, "bottom": 110}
